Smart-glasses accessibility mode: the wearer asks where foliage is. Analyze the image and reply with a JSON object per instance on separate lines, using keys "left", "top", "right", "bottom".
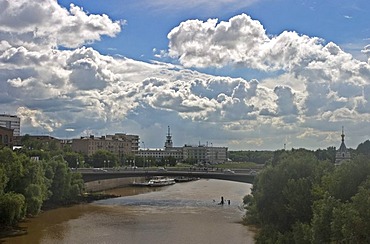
{"left": 0, "top": 192, "right": 26, "bottom": 225}
{"left": 89, "top": 150, "right": 118, "bottom": 168}
{"left": 63, "top": 152, "right": 85, "bottom": 168}
{"left": 0, "top": 167, "right": 8, "bottom": 195}
{"left": 356, "top": 139, "right": 370, "bottom": 156}
{"left": 0, "top": 148, "right": 84, "bottom": 227}
{"left": 46, "top": 157, "right": 84, "bottom": 203}
{"left": 244, "top": 147, "right": 370, "bottom": 243}
{"left": 314, "top": 146, "right": 336, "bottom": 163}
{"left": 0, "top": 147, "right": 24, "bottom": 192}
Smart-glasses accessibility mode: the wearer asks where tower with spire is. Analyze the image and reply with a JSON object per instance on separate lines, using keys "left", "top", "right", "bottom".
{"left": 335, "top": 126, "right": 351, "bottom": 165}
{"left": 164, "top": 126, "right": 173, "bottom": 148}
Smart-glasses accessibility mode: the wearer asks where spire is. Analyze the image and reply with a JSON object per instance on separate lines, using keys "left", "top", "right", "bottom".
{"left": 341, "top": 126, "right": 345, "bottom": 143}
{"left": 335, "top": 126, "right": 351, "bottom": 165}
{"left": 165, "top": 125, "right": 173, "bottom": 148}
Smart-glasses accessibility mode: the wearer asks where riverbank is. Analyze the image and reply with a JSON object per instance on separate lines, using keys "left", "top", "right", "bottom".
{"left": 41, "top": 192, "right": 121, "bottom": 211}
{"left": 0, "top": 192, "right": 120, "bottom": 239}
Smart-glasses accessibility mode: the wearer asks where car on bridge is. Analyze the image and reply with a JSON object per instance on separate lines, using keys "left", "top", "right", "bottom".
{"left": 93, "top": 168, "right": 107, "bottom": 172}
{"left": 224, "top": 169, "right": 235, "bottom": 174}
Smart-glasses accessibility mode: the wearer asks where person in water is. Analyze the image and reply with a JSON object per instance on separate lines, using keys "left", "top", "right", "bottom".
{"left": 219, "top": 196, "right": 225, "bottom": 205}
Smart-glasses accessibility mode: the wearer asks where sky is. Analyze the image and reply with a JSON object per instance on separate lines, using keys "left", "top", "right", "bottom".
{"left": 0, "top": 0, "right": 369, "bottom": 151}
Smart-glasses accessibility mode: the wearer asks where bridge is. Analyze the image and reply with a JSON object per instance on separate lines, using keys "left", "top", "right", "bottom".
{"left": 79, "top": 169, "right": 256, "bottom": 184}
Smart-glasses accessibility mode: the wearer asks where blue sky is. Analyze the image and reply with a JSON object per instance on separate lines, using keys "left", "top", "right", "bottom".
{"left": 1, "top": 0, "right": 369, "bottom": 150}
{"left": 58, "top": 0, "right": 370, "bottom": 62}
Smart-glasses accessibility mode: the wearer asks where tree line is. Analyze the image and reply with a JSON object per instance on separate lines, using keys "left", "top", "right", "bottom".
{"left": 243, "top": 144, "right": 370, "bottom": 243}
{"left": 0, "top": 147, "right": 84, "bottom": 227}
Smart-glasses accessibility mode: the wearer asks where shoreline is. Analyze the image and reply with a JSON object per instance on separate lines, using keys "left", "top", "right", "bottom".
{"left": 0, "top": 192, "right": 120, "bottom": 239}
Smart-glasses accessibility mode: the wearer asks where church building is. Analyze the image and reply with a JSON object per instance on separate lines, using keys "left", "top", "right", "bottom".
{"left": 335, "top": 127, "right": 351, "bottom": 165}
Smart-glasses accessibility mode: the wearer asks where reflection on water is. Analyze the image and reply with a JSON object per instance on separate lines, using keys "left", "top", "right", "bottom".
{"left": 2, "top": 179, "right": 255, "bottom": 244}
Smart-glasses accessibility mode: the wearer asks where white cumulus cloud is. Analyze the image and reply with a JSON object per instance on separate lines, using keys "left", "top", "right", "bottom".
{"left": 1, "top": 1, "right": 369, "bottom": 150}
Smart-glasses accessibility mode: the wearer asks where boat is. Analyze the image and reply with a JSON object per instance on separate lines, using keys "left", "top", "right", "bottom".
{"left": 174, "top": 176, "right": 199, "bottom": 183}
{"left": 147, "top": 177, "right": 176, "bottom": 187}
{"left": 131, "top": 177, "right": 176, "bottom": 187}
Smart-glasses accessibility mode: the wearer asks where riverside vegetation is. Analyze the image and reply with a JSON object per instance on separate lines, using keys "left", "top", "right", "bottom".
{"left": 243, "top": 141, "right": 370, "bottom": 243}
{"left": 0, "top": 147, "right": 84, "bottom": 232}
{"left": 0, "top": 134, "right": 123, "bottom": 235}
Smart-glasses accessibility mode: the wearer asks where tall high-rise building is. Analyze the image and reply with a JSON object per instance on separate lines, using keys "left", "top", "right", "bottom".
{"left": 0, "top": 114, "right": 20, "bottom": 136}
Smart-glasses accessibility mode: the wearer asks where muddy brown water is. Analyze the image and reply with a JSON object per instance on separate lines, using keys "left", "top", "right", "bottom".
{"left": 2, "top": 179, "right": 255, "bottom": 244}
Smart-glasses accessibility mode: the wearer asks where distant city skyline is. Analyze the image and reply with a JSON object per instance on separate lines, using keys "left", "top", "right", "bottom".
{"left": 0, "top": 0, "right": 369, "bottom": 150}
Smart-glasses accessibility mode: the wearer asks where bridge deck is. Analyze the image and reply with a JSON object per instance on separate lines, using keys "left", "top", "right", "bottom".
{"left": 80, "top": 169, "right": 256, "bottom": 184}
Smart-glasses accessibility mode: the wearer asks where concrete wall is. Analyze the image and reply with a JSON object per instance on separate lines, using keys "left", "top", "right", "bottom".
{"left": 85, "top": 177, "right": 144, "bottom": 192}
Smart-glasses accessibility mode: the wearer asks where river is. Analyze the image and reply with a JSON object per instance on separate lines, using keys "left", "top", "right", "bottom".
{"left": 2, "top": 179, "right": 255, "bottom": 244}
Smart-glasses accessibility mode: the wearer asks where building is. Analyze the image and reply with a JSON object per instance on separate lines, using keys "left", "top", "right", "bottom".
{"left": 72, "top": 133, "right": 139, "bottom": 159}
{"left": 0, "top": 114, "right": 20, "bottom": 136}
{"left": 0, "top": 126, "right": 14, "bottom": 148}
{"left": 182, "top": 144, "right": 228, "bottom": 164}
{"left": 335, "top": 127, "right": 351, "bottom": 165}
{"left": 137, "top": 126, "right": 183, "bottom": 162}
{"left": 13, "top": 135, "right": 62, "bottom": 150}
{"left": 137, "top": 126, "right": 228, "bottom": 164}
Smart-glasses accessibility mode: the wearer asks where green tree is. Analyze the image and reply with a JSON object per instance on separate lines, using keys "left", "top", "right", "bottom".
{"left": 356, "top": 139, "right": 370, "bottom": 156}
{"left": 91, "top": 150, "right": 117, "bottom": 168}
{"left": 330, "top": 178, "right": 370, "bottom": 243}
{"left": 45, "top": 156, "right": 84, "bottom": 203}
{"left": 311, "top": 194, "right": 340, "bottom": 243}
{"left": 245, "top": 150, "right": 332, "bottom": 243}
{"left": 0, "top": 147, "right": 24, "bottom": 193}
{"left": 320, "top": 155, "right": 370, "bottom": 202}
{"left": 0, "top": 192, "right": 26, "bottom": 225}
{"left": 70, "top": 173, "right": 84, "bottom": 198}
{"left": 18, "top": 158, "right": 49, "bottom": 215}
{"left": 24, "top": 184, "right": 44, "bottom": 215}
{"left": 0, "top": 167, "right": 8, "bottom": 195}
{"left": 63, "top": 152, "right": 84, "bottom": 168}
{"left": 48, "top": 160, "right": 72, "bottom": 202}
